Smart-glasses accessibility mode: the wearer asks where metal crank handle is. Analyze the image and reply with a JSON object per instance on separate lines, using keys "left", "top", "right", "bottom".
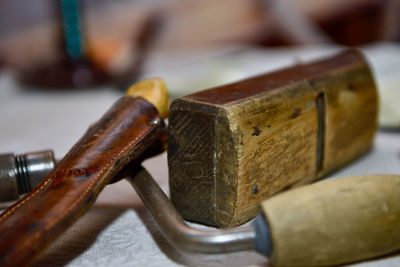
{"left": 129, "top": 168, "right": 400, "bottom": 267}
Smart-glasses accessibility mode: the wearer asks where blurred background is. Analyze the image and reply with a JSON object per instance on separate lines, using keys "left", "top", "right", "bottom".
{"left": 1, "top": 0, "right": 400, "bottom": 86}
{"left": 1, "top": 0, "right": 399, "bottom": 129}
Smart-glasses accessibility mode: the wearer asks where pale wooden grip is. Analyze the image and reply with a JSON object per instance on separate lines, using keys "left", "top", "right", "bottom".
{"left": 260, "top": 175, "right": 400, "bottom": 266}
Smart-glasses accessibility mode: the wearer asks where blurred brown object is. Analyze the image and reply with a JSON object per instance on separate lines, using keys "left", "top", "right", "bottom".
{"left": 297, "top": 0, "right": 398, "bottom": 46}
{"left": 382, "top": 0, "right": 400, "bottom": 42}
{"left": 0, "top": 0, "right": 398, "bottom": 86}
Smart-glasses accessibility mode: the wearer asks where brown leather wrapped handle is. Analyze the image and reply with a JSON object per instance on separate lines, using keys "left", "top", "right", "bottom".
{"left": 0, "top": 96, "right": 164, "bottom": 266}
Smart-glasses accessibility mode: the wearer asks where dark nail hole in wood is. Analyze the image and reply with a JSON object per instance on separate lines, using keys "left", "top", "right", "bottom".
{"left": 348, "top": 83, "right": 356, "bottom": 91}
{"left": 290, "top": 108, "right": 301, "bottom": 119}
{"left": 251, "top": 185, "right": 258, "bottom": 194}
{"left": 252, "top": 126, "right": 261, "bottom": 136}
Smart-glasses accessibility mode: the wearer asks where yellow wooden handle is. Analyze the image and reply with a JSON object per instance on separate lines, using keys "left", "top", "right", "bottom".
{"left": 260, "top": 175, "right": 400, "bottom": 266}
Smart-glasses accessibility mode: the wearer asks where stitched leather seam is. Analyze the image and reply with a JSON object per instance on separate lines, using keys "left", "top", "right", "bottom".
{"left": 0, "top": 178, "right": 53, "bottom": 222}
{"left": 45, "top": 128, "right": 149, "bottom": 231}
{"left": 0, "top": 123, "right": 152, "bottom": 224}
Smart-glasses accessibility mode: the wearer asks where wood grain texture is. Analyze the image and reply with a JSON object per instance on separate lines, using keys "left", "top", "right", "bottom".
{"left": 168, "top": 49, "right": 377, "bottom": 227}
{"left": 261, "top": 175, "right": 400, "bottom": 266}
{"left": 0, "top": 96, "right": 164, "bottom": 266}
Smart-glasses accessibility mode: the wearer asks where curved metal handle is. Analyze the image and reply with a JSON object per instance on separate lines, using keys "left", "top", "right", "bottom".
{"left": 127, "top": 166, "right": 256, "bottom": 254}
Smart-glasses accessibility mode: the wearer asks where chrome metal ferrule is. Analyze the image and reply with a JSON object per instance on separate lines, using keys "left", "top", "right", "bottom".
{"left": 0, "top": 150, "right": 56, "bottom": 202}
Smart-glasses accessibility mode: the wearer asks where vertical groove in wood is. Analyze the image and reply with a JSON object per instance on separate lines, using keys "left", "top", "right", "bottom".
{"left": 316, "top": 92, "right": 326, "bottom": 173}
{"left": 315, "top": 63, "right": 377, "bottom": 176}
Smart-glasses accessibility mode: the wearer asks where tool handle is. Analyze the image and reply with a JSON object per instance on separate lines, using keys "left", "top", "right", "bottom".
{"left": 0, "top": 96, "right": 164, "bottom": 266}
{"left": 259, "top": 175, "right": 400, "bottom": 266}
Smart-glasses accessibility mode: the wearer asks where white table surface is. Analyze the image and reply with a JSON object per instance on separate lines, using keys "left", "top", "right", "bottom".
{"left": 0, "top": 45, "right": 399, "bottom": 266}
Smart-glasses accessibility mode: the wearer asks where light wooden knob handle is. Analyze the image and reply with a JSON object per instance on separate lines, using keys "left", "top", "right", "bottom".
{"left": 126, "top": 77, "right": 169, "bottom": 118}
{"left": 260, "top": 175, "right": 400, "bottom": 266}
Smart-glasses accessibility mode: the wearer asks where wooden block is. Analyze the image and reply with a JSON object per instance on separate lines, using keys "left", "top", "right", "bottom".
{"left": 168, "top": 49, "right": 377, "bottom": 227}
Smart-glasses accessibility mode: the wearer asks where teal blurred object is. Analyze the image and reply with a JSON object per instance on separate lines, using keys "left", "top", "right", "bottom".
{"left": 60, "top": 0, "right": 85, "bottom": 59}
